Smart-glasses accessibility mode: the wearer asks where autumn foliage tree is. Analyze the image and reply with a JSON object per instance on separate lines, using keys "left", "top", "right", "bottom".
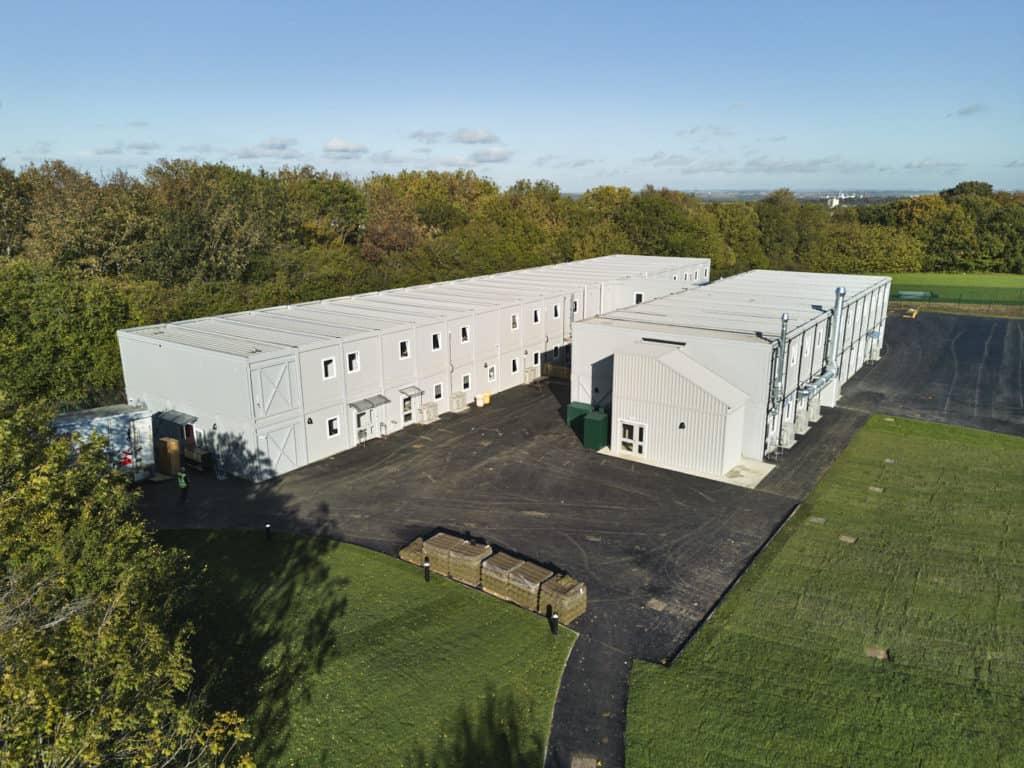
{"left": 0, "top": 405, "right": 252, "bottom": 767}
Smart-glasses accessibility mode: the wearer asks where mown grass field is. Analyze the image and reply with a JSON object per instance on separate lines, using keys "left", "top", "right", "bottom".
{"left": 626, "top": 416, "right": 1024, "bottom": 767}
{"left": 160, "top": 530, "right": 575, "bottom": 768}
{"left": 889, "top": 272, "right": 1024, "bottom": 305}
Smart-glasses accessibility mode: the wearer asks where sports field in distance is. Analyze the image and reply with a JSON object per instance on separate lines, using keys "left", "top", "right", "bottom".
{"left": 889, "top": 272, "right": 1024, "bottom": 305}
{"left": 160, "top": 530, "right": 575, "bottom": 768}
{"left": 626, "top": 416, "right": 1024, "bottom": 767}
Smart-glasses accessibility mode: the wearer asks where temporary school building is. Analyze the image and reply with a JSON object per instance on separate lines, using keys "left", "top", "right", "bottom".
{"left": 569, "top": 269, "right": 891, "bottom": 477}
{"left": 117, "top": 254, "right": 710, "bottom": 480}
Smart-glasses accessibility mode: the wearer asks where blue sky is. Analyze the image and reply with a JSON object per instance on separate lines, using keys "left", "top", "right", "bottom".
{"left": 2, "top": 0, "right": 1021, "bottom": 191}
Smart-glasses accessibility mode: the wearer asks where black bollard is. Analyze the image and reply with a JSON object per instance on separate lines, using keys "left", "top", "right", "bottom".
{"left": 423, "top": 556, "right": 431, "bottom": 582}
{"left": 550, "top": 611, "right": 559, "bottom": 636}
{"left": 264, "top": 523, "right": 271, "bottom": 541}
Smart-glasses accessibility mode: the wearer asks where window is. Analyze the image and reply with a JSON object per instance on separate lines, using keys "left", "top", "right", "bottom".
{"left": 399, "top": 340, "right": 410, "bottom": 359}
{"left": 571, "top": 300, "right": 578, "bottom": 314}
{"left": 327, "top": 416, "right": 340, "bottom": 438}
{"left": 553, "top": 345, "right": 561, "bottom": 360}
{"left": 511, "top": 358, "right": 519, "bottom": 374}
{"left": 532, "top": 352, "right": 540, "bottom": 365}
{"left": 322, "top": 357, "right": 336, "bottom": 380}
{"left": 532, "top": 308, "right": 540, "bottom": 324}
{"left": 462, "top": 374, "right": 471, "bottom": 391}
{"left": 703, "top": 267, "right": 709, "bottom": 277}
{"left": 634, "top": 292, "right": 645, "bottom": 305}
{"left": 433, "top": 382, "right": 443, "bottom": 400}
{"left": 402, "top": 396, "right": 413, "bottom": 424}
{"left": 347, "top": 351, "right": 360, "bottom": 373}
{"left": 355, "top": 411, "right": 369, "bottom": 429}
{"left": 460, "top": 325, "right": 470, "bottom": 343}
{"left": 511, "top": 313, "right": 519, "bottom": 331}
{"left": 672, "top": 274, "right": 679, "bottom": 281}
{"left": 553, "top": 304, "right": 560, "bottom": 319}
{"left": 487, "top": 366, "right": 496, "bottom": 383}
{"left": 620, "top": 422, "right": 646, "bottom": 455}
{"left": 432, "top": 332, "right": 441, "bottom": 351}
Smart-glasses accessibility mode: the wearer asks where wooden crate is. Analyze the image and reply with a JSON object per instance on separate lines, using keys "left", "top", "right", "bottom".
{"left": 449, "top": 541, "right": 493, "bottom": 587}
{"left": 507, "top": 561, "right": 553, "bottom": 613}
{"left": 422, "top": 532, "right": 465, "bottom": 577}
{"left": 481, "top": 552, "right": 524, "bottom": 601}
{"left": 398, "top": 537, "right": 424, "bottom": 566}
{"left": 540, "top": 574, "right": 587, "bottom": 625}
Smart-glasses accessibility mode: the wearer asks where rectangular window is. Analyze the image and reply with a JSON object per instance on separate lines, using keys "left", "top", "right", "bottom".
{"left": 327, "top": 416, "right": 340, "bottom": 438}
{"left": 460, "top": 325, "right": 470, "bottom": 343}
{"left": 553, "top": 304, "right": 560, "bottom": 319}
{"left": 511, "top": 358, "right": 519, "bottom": 374}
{"left": 571, "top": 300, "right": 578, "bottom": 314}
{"left": 462, "top": 374, "right": 471, "bottom": 390}
{"left": 511, "top": 313, "right": 519, "bottom": 331}
{"left": 347, "top": 351, "right": 360, "bottom": 373}
{"left": 402, "top": 395, "right": 413, "bottom": 423}
{"left": 672, "top": 274, "right": 679, "bottom": 281}
{"left": 553, "top": 345, "right": 561, "bottom": 360}
{"left": 322, "top": 357, "right": 336, "bottom": 380}
{"left": 487, "top": 366, "right": 496, "bottom": 383}
{"left": 532, "top": 351, "right": 540, "bottom": 365}
{"left": 532, "top": 308, "right": 540, "bottom": 324}
{"left": 634, "top": 292, "right": 645, "bottom": 305}
{"left": 432, "top": 332, "right": 441, "bottom": 351}
{"left": 620, "top": 421, "right": 646, "bottom": 455}
{"left": 433, "top": 382, "right": 443, "bottom": 400}
{"left": 399, "top": 340, "right": 410, "bottom": 359}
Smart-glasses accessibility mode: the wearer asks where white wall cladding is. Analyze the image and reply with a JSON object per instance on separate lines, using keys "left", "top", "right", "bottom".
{"left": 119, "top": 254, "right": 710, "bottom": 480}
{"left": 573, "top": 269, "right": 891, "bottom": 477}
{"left": 611, "top": 346, "right": 746, "bottom": 476}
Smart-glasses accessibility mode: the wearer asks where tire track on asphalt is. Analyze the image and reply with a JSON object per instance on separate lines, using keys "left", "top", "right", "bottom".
{"left": 974, "top": 321, "right": 998, "bottom": 419}
{"left": 942, "top": 329, "right": 965, "bottom": 415}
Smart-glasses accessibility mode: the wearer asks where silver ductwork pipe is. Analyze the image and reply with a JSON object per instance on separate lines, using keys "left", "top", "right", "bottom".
{"left": 826, "top": 286, "right": 846, "bottom": 374}
{"left": 771, "top": 313, "right": 789, "bottom": 410}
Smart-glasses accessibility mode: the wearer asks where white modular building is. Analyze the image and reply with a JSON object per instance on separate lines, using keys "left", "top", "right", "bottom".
{"left": 117, "top": 255, "right": 710, "bottom": 480}
{"left": 570, "top": 270, "right": 891, "bottom": 477}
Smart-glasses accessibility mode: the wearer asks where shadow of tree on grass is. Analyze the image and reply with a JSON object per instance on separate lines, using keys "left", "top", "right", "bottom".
{"left": 160, "top": 528, "right": 349, "bottom": 766}
{"left": 406, "top": 684, "right": 546, "bottom": 768}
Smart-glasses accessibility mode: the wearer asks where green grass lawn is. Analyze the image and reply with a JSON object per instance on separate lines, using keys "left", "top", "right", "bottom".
{"left": 889, "top": 272, "right": 1024, "bottom": 305}
{"left": 159, "top": 530, "right": 576, "bottom": 768}
{"left": 626, "top": 416, "right": 1024, "bottom": 767}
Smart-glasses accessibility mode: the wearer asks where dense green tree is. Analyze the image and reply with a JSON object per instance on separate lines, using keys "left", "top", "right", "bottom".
{"left": 0, "top": 405, "right": 252, "bottom": 767}
{"left": 711, "top": 202, "right": 766, "bottom": 274}
{"left": 0, "top": 161, "right": 29, "bottom": 259}
{"left": 756, "top": 189, "right": 800, "bottom": 267}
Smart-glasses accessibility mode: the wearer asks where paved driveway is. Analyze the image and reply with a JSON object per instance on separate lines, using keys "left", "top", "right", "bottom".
{"left": 144, "top": 381, "right": 800, "bottom": 767}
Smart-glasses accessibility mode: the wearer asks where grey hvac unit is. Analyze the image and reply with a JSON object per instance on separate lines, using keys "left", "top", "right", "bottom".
{"left": 808, "top": 398, "right": 822, "bottom": 422}
{"left": 780, "top": 422, "right": 797, "bottom": 449}
{"left": 417, "top": 403, "right": 439, "bottom": 424}
{"left": 524, "top": 366, "right": 540, "bottom": 382}
{"left": 795, "top": 407, "right": 810, "bottom": 435}
{"left": 450, "top": 392, "right": 468, "bottom": 412}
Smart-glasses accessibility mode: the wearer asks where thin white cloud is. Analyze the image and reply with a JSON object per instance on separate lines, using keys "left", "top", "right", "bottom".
{"left": 323, "top": 137, "right": 368, "bottom": 159}
{"left": 743, "top": 154, "right": 841, "bottom": 174}
{"left": 1003, "top": 160, "right": 1023, "bottom": 168}
{"left": 369, "top": 150, "right": 415, "bottom": 165}
{"left": 94, "top": 143, "right": 125, "bottom": 156}
{"left": 762, "top": 135, "right": 787, "bottom": 143}
{"left": 536, "top": 154, "right": 595, "bottom": 169}
{"left": 452, "top": 128, "right": 500, "bottom": 144}
{"left": 126, "top": 141, "right": 160, "bottom": 154}
{"left": 947, "top": 103, "right": 985, "bottom": 118}
{"left": 410, "top": 129, "right": 445, "bottom": 144}
{"left": 904, "top": 159, "right": 965, "bottom": 171}
{"left": 236, "top": 137, "right": 302, "bottom": 160}
{"left": 676, "top": 124, "right": 734, "bottom": 137}
{"left": 470, "top": 148, "right": 512, "bottom": 163}
{"left": 635, "top": 151, "right": 696, "bottom": 167}
{"left": 180, "top": 143, "right": 216, "bottom": 154}
{"left": 636, "top": 151, "right": 877, "bottom": 175}
{"left": 412, "top": 147, "right": 433, "bottom": 154}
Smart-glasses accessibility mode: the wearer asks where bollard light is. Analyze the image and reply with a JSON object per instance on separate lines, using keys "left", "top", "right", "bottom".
{"left": 423, "top": 556, "right": 431, "bottom": 583}
{"left": 264, "top": 523, "right": 271, "bottom": 541}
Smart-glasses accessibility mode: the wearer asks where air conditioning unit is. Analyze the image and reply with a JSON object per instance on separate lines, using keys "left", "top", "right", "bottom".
{"left": 779, "top": 423, "right": 797, "bottom": 449}
{"left": 795, "top": 407, "right": 810, "bottom": 435}
{"left": 416, "top": 403, "right": 439, "bottom": 424}
{"left": 524, "top": 366, "right": 540, "bottom": 382}
{"left": 450, "top": 392, "right": 468, "bottom": 412}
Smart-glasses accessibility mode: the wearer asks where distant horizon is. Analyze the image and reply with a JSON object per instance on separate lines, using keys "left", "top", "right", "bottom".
{"left": 2, "top": 1, "right": 1020, "bottom": 190}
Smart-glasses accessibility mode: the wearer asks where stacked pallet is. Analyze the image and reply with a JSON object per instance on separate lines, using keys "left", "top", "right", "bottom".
{"left": 507, "top": 561, "right": 554, "bottom": 613}
{"left": 398, "top": 537, "right": 425, "bottom": 566}
{"left": 422, "top": 532, "right": 466, "bottom": 577}
{"left": 481, "top": 552, "right": 525, "bottom": 600}
{"left": 540, "top": 574, "right": 588, "bottom": 625}
{"left": 449, "top": 541, "right": 493, "bottom": 587}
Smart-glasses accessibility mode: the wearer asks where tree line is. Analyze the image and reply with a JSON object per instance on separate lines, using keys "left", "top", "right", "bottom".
{"left": 1, "top": 160, "right": 1022, "bottom": 411}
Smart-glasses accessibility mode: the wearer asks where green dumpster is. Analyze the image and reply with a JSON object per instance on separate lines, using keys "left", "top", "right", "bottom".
{"left": 582, "top": 410, "right": 610, "bottom": 450}
{"left": 567, "top": 401, "right": 591, "bottom": 439}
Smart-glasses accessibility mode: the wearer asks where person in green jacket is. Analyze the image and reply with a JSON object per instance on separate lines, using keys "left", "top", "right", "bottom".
{"left": 177, "top": 467, "right": 189, "bottom": 504}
